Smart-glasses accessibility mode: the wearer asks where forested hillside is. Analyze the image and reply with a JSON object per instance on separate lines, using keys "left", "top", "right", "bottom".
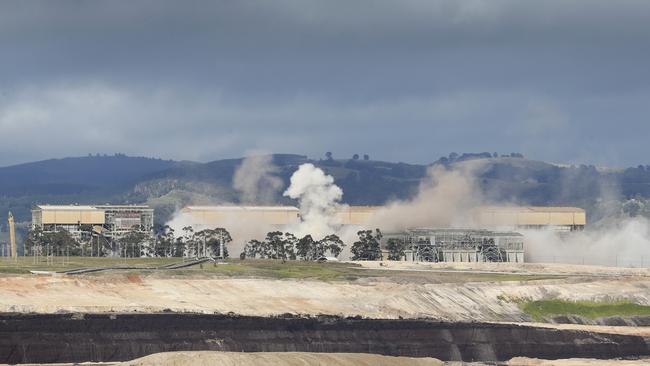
{"left": 3, "top": 153, "right": 650, "bottom": 228}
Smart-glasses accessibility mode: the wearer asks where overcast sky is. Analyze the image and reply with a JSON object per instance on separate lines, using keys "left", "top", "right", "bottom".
{"left": 1, "top": 0, "right": 649, "bottom": 167}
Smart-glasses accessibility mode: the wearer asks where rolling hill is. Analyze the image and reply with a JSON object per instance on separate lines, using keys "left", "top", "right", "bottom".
{"left": 1, "top": 153, "right": 650, "bottom": 228}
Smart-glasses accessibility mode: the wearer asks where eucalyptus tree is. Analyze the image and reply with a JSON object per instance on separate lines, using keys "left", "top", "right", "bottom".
{"left": 351, "top": 229, "right": 383, "bottom": 261}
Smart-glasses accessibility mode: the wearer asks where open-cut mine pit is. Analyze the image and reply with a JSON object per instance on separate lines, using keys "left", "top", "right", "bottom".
{"left": 0, "top": 313, "right": 649, "bottom": 364}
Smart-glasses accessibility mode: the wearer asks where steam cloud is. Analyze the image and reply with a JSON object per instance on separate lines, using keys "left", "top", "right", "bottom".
{"left": 365, "top": 161, "right": 650, "bottom": 268}
{"left": 166, "top": 153, "right": 650, "bottom": 268}
{"left": 233, "top": 153, "right": 283, "bottom": 204}
{"left": 524, "top": 219, "right": 650, "bottom": 267}
{"left": 166, "top": 153, "right": 284, "bottom": 254}
{"left": 368, "top": 162, "right": 485, "bottom": 232}
{"left": 283, "top": 163, "right": 345, "bottom": 239}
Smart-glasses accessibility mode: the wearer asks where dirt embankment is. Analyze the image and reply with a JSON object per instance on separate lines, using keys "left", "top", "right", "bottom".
{"left": 1, "top": 273, "right": 649, "bottom": 322}
{"left": 119, "top": 353, "right": 650, "bottom": 366}
{"left": 121, "top": 351, "right": 444, "bottom": 366}
{"left": 506, "top": 357, "right": 650, "bottom": 365}
{"left": 1, "top": 313, "right": 648, "bottom": 364}
{"left": 351, "top": 261, "right": 650, "bottom": 277}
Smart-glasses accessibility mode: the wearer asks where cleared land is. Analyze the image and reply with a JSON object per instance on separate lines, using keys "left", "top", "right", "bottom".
{"left": 0, "top": 257, "right": 180, "bottom": 274}
{"left": 2, "top": 260, "right": 650, "bottom": 365}
{"left": 121, "top": 351, "right": 445, "bottom": 366}
{"left": 0, "top": 259, "right": 649, "bottom": 323}
{"left": 119, "top": 352, "right": 650, "bottom": 366}
{"left": 0, "top": 257, "right": 563, "bottom": 282}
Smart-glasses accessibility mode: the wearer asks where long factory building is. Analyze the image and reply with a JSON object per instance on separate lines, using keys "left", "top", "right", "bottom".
{"left": 179, "top": 205, "right": 380, "bottom": 228}
{"left": 28, "top": 204, "right": 585, "bottom": 263}
{"left": 179, "top": 205, "right": 586, "bottom": 232}
{"left": 471, "top": 206, "right": 586, "bottom": 232}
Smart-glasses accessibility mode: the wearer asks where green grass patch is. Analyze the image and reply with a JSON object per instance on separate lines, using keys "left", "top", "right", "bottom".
{"left": 174, "top": 259, "right": 378, "bottom": 281}
{"left": 0, "top": 256, "right": 565, "bottom": 283}
{"left": 520, "top": 299, "right": 650, "bottom": 321}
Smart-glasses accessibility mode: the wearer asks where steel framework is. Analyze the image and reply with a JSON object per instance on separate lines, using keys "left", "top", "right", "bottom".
{"left": 386, "top": 228, "right": 524, "bottom": 263}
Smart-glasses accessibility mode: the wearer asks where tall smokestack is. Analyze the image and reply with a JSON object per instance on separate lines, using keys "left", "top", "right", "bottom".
{"left": 8, "top": 212, "right": 16, "bottom": 259}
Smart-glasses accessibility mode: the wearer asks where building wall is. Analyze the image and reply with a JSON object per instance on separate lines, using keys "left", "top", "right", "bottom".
{"left": 35, "top": 207, "right": 106, "bottom": 226}
{"left": 181, "top": 205, "right": 382, "bottom": 228}
{"left": 181, "top": 206, "right": 301, "bottom": 228}
{"left": 472, "top": 206, "right": 586, "bottom": 231}
{"left": 336, "top": 206, "right": 380, "bottom": 225}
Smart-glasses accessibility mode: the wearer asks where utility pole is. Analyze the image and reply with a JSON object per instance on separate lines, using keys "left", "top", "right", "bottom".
{"left": 8, "top": 212, "right": 17, "bottom": 260}
{"left": 219, "top": 232, "right": 224, "bottom": 259}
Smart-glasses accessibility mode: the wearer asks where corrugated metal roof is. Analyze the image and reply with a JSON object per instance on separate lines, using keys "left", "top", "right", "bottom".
{"left": 34, "top": 205, "right": 100, "bottom": 211}
{"left": 478, "top": 206, "right": 585, "bottom": 213}
{"left": 34, "top": 204, "right": 151, "bottom": 211}
{"left": 184, "top": 206, "right": 300, "bottom": 212}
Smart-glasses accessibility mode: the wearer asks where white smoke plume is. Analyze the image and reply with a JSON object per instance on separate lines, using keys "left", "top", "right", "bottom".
{"left": 233, "top": 153, "right": 283, "bottom": 204}
{"left": 367, "top": 162, "right": 485, "bottom": 233}
{"left": 165, "top": 152, "right": 284, "bottom": 254}
{"left": 283, "top": 163, "right": 345, "bottom": 239}
{"left": 524, "top": 218, "right": 650, "bottom": 267}
{"left": 164, "top": 153, "right": 650, "bottom": 268}
{"left": 165, "top": 208, "right": 275, "bottom": 256}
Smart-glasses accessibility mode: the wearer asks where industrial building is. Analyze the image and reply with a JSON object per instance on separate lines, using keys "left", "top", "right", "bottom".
{"left": 472, "top": 206, "right": 586, "bottom": 231}
{"left": 180, "top": 205, "right": 382, "bottom": 228}
{"left": 335, "top": 205, "right": 381, "bottom": 225}
{"left": 31, "top": 204, "right": 154, "bottom": 241}
{"left": 180, "top": 206, "right": 301, "bottom": 228}
{"left": 385, "top": 228, "right": 525, "bottom": 263}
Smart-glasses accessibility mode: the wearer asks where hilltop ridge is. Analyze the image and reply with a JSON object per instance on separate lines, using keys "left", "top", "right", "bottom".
{"left": 2, "top": 153, "right": 650, "bottom": 227}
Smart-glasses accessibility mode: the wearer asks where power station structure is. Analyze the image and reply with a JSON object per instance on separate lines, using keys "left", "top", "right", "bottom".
{"left": 472, "top": 206, "right": 586, "bottom": 232}
{"left": 180, "top": 206, "right": 301, "bottom": 228}
{"left": 179, "top": 205, "right": 381, "bottom": 229}
{"left": 31, "top": 204, "right": 154, "bottom": 242}
{"left": 20, "top": 203, "right": 583, "bottom": 261}
{"left": 385, "top": 228, "right": 525, "bottom": 263}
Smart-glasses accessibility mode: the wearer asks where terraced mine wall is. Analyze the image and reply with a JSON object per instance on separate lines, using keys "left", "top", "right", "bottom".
{"left": 0, "top": 313, "right": 648, "bottom": 364}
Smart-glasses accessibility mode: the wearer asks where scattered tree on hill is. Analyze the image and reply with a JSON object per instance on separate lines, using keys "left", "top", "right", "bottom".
{"left": 22, "top": 228, "right": 76, "bottom": 258}
{"left": 265, "top": 231, "right": 297, "bottom": 262}
{"left": 39, "top": 229, "right": 81, "bottom": 257}
{"left": 242, "top": 239, "right": 265, "bottom": 259}
{"left": 119, "top": 227, "right": 147, "bottom": 257}
{"left": 182, "top": 226, "right": 196, "bottom": 256}
{"left": 197, "top": 228, "right": 232, "bottom": 258}
{"left": 325, "top": 151, "right": 333, "bottom": 161}
{"left": 319, "top": 234, "right": 345, "bottom": 258}
{"left": 173, "top": 236, "right": 185, "bottom": 257}
{"left": 351, "top": 229, "right": 383, "bottom": 261}
{"left": 243, "top": 231, "right": 345, "bottom": 261}
{"left": 386, "top": 238, "right": 407, "bottom": 261}
{"left": 23, "top": 227, "right": 44, "bottom": 256}
{"left": 296, "top": 234, "right": 316, "bottom": 260}
{"left": 353, "top": 154, "right": 359, "bottom": 160}
{"left": 154, "top": 225, "right": 175, "bottom": 257}
{"left": 363, "top": 154, "right": 369, "bottom": 161}
{"left": 295, "top": 234, "right": 346, "bottom": 260}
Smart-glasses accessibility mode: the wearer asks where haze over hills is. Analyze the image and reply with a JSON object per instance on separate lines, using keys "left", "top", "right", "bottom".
{"left": 2, "top": 153, "right": 650, "bottom": 228}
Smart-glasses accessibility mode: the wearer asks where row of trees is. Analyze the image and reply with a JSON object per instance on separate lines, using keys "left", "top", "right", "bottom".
{"left": 23, "top": 225, "right": 390, "bottom": 261}
{"left": 23, "top": 225, "right": 232, "bottom": 258}
{"left": 155, "top": 226, "right": 232, "bottom": 258}
{"left": 241, "top": 229, "right": 384, "bottom": 261}
{"left": 241, "top": 232, "right": 345, "bottom": 261}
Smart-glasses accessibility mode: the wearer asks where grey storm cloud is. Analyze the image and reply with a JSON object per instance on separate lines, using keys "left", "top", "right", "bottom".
{"left": 1, "top": 0, "right": 650, "bottom": 167}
